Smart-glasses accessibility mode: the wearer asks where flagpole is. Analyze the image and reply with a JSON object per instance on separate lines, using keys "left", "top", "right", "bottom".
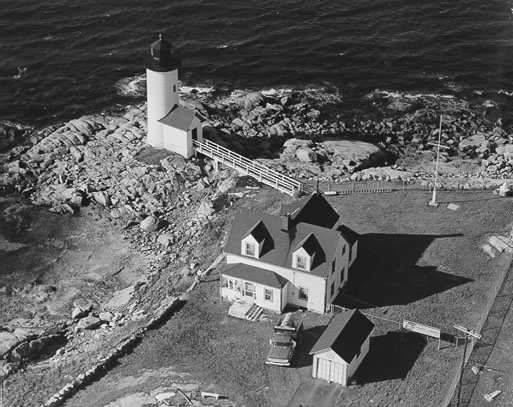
{"left": 429, "top": 115, "right": 443, "bottom": 206}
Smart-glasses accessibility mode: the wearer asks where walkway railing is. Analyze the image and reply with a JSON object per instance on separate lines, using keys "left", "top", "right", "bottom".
{"left": 193, "top": 139, "right": 302, "bottom": 196}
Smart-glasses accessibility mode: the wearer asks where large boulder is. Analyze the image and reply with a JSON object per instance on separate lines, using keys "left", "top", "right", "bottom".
{"left": 76, "top": 316, "right": 101, "bottom": 330}
{"left": 321, "top": 139, "right": 388, "bottom": 170}
{"left": 232, "top": 92, "right": 265, "bottom": 110}
{"left": 140, "top": 216, "right": 161, "bottom": 232}
{"left": 296, "top": 147, "right": 318, "bottom": 163}
{"left": 459, "top": 133, "right": 487, "bottom": 150}
{"left": 0, "top": 332, "right": 19, "bottom": 356}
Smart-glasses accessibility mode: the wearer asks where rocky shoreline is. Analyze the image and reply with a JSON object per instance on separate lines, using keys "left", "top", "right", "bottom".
{"left": 1, "top": 87, "right": 513, "bottom": 405}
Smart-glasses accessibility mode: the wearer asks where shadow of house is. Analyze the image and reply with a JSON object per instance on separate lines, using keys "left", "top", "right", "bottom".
{"left": 353, "top": 331, "right": 426, "bottom": 384}
{"left": 333, "top": 232, "right": 472, "bottom": 308}
{"left": 292, "top": 325, "right": 326, "bottom": 368}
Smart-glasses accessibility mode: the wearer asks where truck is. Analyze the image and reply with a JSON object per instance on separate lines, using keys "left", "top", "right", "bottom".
{"left": 265, "top": 313, "right": 303, "bottom": 366}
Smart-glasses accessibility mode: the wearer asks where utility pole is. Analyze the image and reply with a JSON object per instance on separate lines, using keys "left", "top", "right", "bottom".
{"left": 453, "top": 325, "right": 482, "bottom": 406}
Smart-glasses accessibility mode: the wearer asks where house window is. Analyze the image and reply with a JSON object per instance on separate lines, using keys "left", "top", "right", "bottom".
{"left": 221, "top": 277, "right": 228, "bottom": 287}
{"left": 298, "top": 286, "right": 308, "bottom": 301}
{"left": 331, "top": 282, "right": 335, "bottom": 298}
{"left": 244, "top": 282, "right": 255, "bottom": 298}
{"left": 229, "top": 279, "right": 234, "bottom": 290}
{"left": 349, "top": 246, "right": 352, "bottom": 262}
{"left": 264, "top": 288, "right": 273, "bottom": 302}
{"left": 296, "top": 255, "right": 307, "bottom": 270}
{"left": 342, "top": 245, "right": 346, "bottom": 256}
{"left": 245, "top": 242, "right": 256, "bottom": 257}
{"left": 331, "top": 259, "right": 336, "bottom": 275}
{"left": 191, "top": 127, "right": 198, "bottom": 141}
{"left": 173, "top": 84, "right": 176, "bottom": 93}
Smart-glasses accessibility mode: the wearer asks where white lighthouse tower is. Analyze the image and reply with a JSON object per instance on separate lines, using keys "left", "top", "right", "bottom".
{"left": 145, "top": 34, "right": 203, "bottom": 157}
{"left": 145, "top": 34, "right": 181, "bottom": 148}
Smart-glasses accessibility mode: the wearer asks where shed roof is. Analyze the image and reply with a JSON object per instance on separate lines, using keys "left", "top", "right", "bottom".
{"left": 309, "top": 309, "right": 374, "bottom": 363}
{"left": 159, "top": 105, "right": 200, "bottom": 131}
{"left": 225, "top": 209, "right": 342, "bottom": 278}
{"left": 221, "top": 263, "right": 288, "bottom": 289}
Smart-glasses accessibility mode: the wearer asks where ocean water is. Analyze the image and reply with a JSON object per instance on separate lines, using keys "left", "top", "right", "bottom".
{"left": 1, "top": 0, "right": 513, "bottom": 128}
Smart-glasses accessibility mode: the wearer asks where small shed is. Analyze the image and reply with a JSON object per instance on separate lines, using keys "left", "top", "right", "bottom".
{"left": 310, "top": 309, "right": 374, "bottom": 385}
{"left": 159, "top": 105, "right": 204, "bottom": 158}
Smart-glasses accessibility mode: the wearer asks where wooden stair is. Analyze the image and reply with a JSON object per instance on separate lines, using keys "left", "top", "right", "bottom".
{"left": 244, "top": 303, "right": 264, "bottom": 322}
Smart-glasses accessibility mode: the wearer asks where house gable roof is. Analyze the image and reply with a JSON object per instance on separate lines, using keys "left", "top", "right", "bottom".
{"left": 338, "top": 224, "right": 359, "bottom": 246}
{"left": 225, "top": 209, "right": 343, "bottom": 278}
{"left": 309, "top": 310, "right": 374, "bottom": 363}
{"left": 281, "top": 192, "right": 340, "bottom": 230}
{"left": 159, "top": 105, "right": 201, "bottom": 131}
{"left": 221, "top": 263, "right": 287, "bottom": 289}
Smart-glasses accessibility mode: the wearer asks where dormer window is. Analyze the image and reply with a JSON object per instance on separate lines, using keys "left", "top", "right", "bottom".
{"left": 241, "top": 220, "right": 270, "bottom": 259}
{"left": 292, "top": 233, "right": 322, "bottom": 272}
{"left": 245, "top": 242, "right": 256, "bottom": 257}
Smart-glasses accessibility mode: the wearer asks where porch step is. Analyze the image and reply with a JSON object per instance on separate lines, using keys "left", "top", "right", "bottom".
{"left": 245, "top": 303, "right": 263, "bottom": 322}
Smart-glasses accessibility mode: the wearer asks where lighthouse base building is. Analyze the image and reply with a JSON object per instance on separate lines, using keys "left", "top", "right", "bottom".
{"left": 145, "top": 34, "right": 203, "bottom": 158}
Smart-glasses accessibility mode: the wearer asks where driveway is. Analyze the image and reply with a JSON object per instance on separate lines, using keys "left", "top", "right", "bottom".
{"left": 287, "top": 364, "right": 343, "bottom": 407}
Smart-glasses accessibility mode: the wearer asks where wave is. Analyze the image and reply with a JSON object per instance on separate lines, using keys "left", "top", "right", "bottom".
{"left": 180, "top": 84, "right": 216, "bottom": 94}
{"left": 498, "top": 89, "right": 513, "bottom": 97}
{"left": 115, "top": 74, "right": 146, "bottom": 97}
{"left": 370, "top": 89, "right": 455, "bottom": 100}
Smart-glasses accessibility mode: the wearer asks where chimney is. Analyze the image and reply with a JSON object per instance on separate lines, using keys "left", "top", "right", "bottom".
{"left": 281, "top": 213, "right": 291, "bottom": 231}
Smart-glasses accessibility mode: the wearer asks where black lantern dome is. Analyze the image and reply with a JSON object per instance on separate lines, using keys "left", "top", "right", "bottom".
{"left": 144, "top": 34, "right": 181, "bottom": 72}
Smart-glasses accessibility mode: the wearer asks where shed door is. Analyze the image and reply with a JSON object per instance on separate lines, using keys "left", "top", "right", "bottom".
{"left": 316, "top": 358, "right": 330, "bottom": 381}
{"left": 315, "top": 358, "right": 345, "bottom": 384}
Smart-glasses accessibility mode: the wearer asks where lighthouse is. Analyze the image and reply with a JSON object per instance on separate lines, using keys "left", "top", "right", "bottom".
{"left": 145, "top": 34, "right": 203, "bottom": 158}
{"left": 145, "top": 34, "right": 180, "bottom": 148}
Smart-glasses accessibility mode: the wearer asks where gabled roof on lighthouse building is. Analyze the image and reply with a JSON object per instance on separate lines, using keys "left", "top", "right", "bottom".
{"left": 158, "top": 105, "right": 204, "bottom": 131}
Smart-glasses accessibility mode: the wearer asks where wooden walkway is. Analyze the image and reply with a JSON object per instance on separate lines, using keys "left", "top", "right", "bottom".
{"left": 193, "top": 139, "right": 302, "bottom": 196}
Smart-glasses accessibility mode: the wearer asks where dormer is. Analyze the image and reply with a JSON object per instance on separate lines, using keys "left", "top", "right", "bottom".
{"left": 241, "top": 220, "right": 269, "bottom": 259}
{"left": 292, "top": 233, "right": 320, "bottom": 272}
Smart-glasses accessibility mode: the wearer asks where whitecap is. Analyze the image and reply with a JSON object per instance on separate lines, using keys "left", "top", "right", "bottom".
{"left": 13, "top": 67, "right": 27, "bottom": 79}
{"left": 216, "top": 44, "right": 229, "bottom": 49}
{"left": 498, "top": 89, "right": 513, "bottom": 97}
{"left": 180, "top": 85, "right": 215, "bottom": 94}
{"left": 115, "top": 74, "right": 146, "bottom": 97}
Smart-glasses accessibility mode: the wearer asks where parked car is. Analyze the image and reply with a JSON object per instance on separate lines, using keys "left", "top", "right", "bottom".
{"left": 265, "top": 313, "right": 303, "bottom": 366}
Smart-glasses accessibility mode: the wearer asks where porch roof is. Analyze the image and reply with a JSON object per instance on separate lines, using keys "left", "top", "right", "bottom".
{"left": 221, "top": 263, "right": 288, "bottom": 289}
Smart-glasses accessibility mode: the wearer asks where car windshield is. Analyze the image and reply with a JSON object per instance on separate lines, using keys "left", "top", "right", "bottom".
{"left": 274, "top": 341, "right": 291, "bottom": 347}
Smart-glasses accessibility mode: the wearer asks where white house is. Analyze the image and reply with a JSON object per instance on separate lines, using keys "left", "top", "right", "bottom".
{"left": 220, "top": 192, "right": 359, "bottom": 314}
{"left": 145, "top": 34, "right": 204, "bottom": 158}
{"left": 310, "top": 309, "right": 374, "bottom": 385}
